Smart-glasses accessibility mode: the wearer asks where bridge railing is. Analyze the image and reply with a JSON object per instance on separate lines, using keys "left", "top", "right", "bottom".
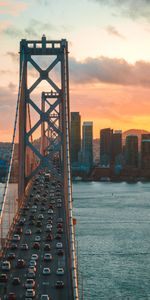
{"left": 63, "top": 47, "right": 79, "bottom": 300}
{"left": 0, "top": 62, "right": 25, "bottom": 250}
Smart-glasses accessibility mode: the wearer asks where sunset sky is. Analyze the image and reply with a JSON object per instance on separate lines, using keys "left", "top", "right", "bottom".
{"left": 0, "top": 0, "right": 150, "bottom": 141}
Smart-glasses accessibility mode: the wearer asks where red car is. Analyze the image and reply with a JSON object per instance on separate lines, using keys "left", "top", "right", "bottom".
{"left": 33, "top": 242, "right": 40, "bottom": 250}
{"left": 8, "top": 292, "right": 16, "bottom": 300}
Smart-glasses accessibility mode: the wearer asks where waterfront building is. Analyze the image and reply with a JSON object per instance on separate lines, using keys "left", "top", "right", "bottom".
{"left": 141, "top": 134, "right": 150, "bottom": 169}
{"left": 71, "top": 112, "right": 81, "bottom": 164}
{"left": 125, "top": 135, "right": 138, "bottom": 167}
{"left": 82, "top": 122, "right": 93, "bottom": 168}
{"left": 100, "top": 128, "right": 113, "bottom": 166}
{"left": 112, "top": 130, "right": 122, "bottom": 165}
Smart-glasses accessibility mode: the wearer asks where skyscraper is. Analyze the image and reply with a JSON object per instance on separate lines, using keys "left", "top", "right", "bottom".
{"left": 70, "top": 112, "right": 81, "bottom": 164}
{"left": 141, "top": 134, "right": 150, "bottom": 169}
{"left": 125, "top": 135, "right": 138, "bottom": 167}
{"left": 112, "top": 130, "right": 122, "bottom": 165}
{"left": 100, "top": 128, "right": 113, "bottom": 166}
{"left": 82, "top": 122, "right": 93, "bottom": 167}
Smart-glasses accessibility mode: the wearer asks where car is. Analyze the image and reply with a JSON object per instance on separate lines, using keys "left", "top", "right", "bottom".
{"left": 29, "top": 215, "right": 35, "bottom": 220}
{"left": 25, "top": 279, "right": 35, "bottom": 289}
{"left": 57, "top": 223, "right": 63, "bottom": 228}
{"left": 57, "top": 203, "right": 62, "bottom": 208}
{"left": 12, "top": 277, "right": 20, "bottom": 285}
{"left": 34, "top": 236, "right": 41, "bottom": 242}
{"left": 1, "top": 261, "right": 11, "bottom": 271}
{"left": 40, "top": 295, "right": 50, "bottom": 300}
{"left": 20, "top": 243, "right": 28, "bottom": 250}
{"left": 12, "top": 234, "right": 20, "bottom": 241}
{"left": 33, "top": 242, "right": 40, "bottom": 250}
{"left": 55, "top": 280, "right": 64, "bottom": 289}
{"left": 25, "top": 229, "right": 32, "bottom": 235}
{"left": 36, "top": 221, "right": 42, "bottom": 227}
{"left": 31, "top": 208, "right": 37, "bottom": 213}
{"left": 57, "top": 218, "right": 63, "bottom": 223}
{"left": 7, "top": 292, "right": 16, "bottom": 300}
{"left": 56, "top": 267, "right": 64, "bottom": 275}
{"left": 36, "top": 228, "right": 42, "bottom": 234}
{"left": 57, "top": 228, "right": 63, "bottom": 234}
{"left": 55, "top": 234, "right": 61, "bottom": 240}
{"left": 31, "top": 254, "right": 38, "bottom": 261}
{"left": 46, "top": 224, "right": 52, "bottom": 229}
{"left": 56, "top": 242, "right": 63, "bottom": 249}
{"left": 48, "top": 209, "right": 53, "bottom": 214}
{"left": 29, "top": 220, "right": 35, "bottom": 226}
{"left": 25, "top": 289, "right": 35, "bottom": 297}
{"left": 0, "top": 273, "right": 8, "bottom": 282}
{"left": 44, "top": 253, "right": 52, "bottom": 261}
{"left": 44, "top": 244, "right": 51, "bottom": 251}
{"left": 15, "top": 227, "right": 23, "bottom": 234}
{"left": 9, "top": 243, "right": 18, "bottom": 250}
{"left": 47, "top": 220, "right": 52, "bottom": 224}
{"left": 7, "top": 253, "right": 16, "bottom": 260}
{"left": 38, "top": 214, "right": 44, "bottom": 220}
{"left": 16, "top": 259, "right": 25, "bottom": 268}
{"left": 42, "top": 268, "right": 51, "bottom": 275}
{"left": 46, "top": 234, "right": 53, "bottom": 241}
{"left": 57, "top": 199, "right": 62, "bottom": 203}
{"left": 57, "top": 249, "right": 64, "bottom": 256}
{"left": 27, "top": 271, "right": 36, "bottom": 279}
{"left": 29, "top": 260, "right": 36, "bottom": 267}
{"left": 28, "top": 266, "right": 36, "bottom": 273}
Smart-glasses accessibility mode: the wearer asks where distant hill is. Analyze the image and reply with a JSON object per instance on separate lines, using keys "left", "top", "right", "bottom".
{"left": 122, "top": 129, "right": 150, "bottom": 146}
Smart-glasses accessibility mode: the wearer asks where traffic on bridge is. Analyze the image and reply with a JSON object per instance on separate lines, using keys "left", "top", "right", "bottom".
{"left": 0, "top": 36, "right": 79, "bottom": 300}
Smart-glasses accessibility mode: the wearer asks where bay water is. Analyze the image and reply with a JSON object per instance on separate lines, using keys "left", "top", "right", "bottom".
{"left": 73, "top": 181, "right": 150, "bottom": 300}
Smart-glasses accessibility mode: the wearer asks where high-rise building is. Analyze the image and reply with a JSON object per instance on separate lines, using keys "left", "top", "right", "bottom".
{"left": 125, "top": 135, "right": 138, "bottom": 167}
{"left": 82, "top": 122, "right": 93, "bottom": 167}
{"left": 100, "top": 128, "right": 113, "bottom": 166}
{"left": 112, "top": 130, "right": 122, "bottom": 165}
{"left": 70, "top": 112, "right": 81, "bottom": 163}
{"left": 141, "top": 134, "right": 150, "bottom": 169}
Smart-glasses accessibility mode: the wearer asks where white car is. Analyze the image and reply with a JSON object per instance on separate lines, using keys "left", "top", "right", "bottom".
{"left": 34, "top": 236, "right": 41, "bottom": 242}
{"left": 38, "top": 214, "right": 44, "bottom": 220}
{"left": 56, "top": 267, "right": 64, "bottom": 275}
{"left": 46, "top": 224, "right": 52, "bottom": 230}
{"left": 25, "top": 279, "right": 35, "bottom": 289}
{"left": 25, "top": 288, "right": 35, "bottom": 297}
{"left": 48, "top": 209, "right": 53, "bottom": 214}
{"left": 31, "top": 254, "right": 38, "bottom": 261}
{"left": 1, "top": 261, "right": 11, "bottom": 271}
{"left": 56, "top": 242, "right": 63, "bottom": 249}
{"left": 25, "top": 229, "right": 32, "bottom": 235}
{"left": 12, "top": 234, "right": 20, "bottom": 241}
{"left": 40, "top": 295, "right": 50, "bottom": 300}
{"left": 42, "top": 268, "right": 51, "bottom": 275}
{"left": 44, "top": 253, "right": 52, "bottom": 261}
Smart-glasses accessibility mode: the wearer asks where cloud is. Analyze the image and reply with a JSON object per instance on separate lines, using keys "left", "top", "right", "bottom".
{"left": 93, "top": 0, "right": 150, "bottom": 21}
{"left": 3, "top": 19, "right": 55, "bottom": 39}
{"left": 0, "top": 1, "right": 28, "bottom": 16}
{"left": 7, "top": 52, "right": 19, "bottom": 62}
{"left": 69, "top": 56, "right": 150, "bottom": 87}
{"left": 105, "top": 25, "right": 125, "bottom": 39}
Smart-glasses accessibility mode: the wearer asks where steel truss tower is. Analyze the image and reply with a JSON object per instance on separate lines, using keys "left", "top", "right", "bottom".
{"left": 18, "top": 35, "right": 70, "bottom": 198}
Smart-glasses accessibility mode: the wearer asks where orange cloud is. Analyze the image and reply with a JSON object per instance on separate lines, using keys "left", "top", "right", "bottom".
{"left": 0, "top": 1, "right": 28, "bottom": 16}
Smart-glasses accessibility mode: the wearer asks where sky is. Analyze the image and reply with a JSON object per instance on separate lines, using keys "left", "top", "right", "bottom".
{"left": 0, "top": 0, "right": 150, "bottom": 141}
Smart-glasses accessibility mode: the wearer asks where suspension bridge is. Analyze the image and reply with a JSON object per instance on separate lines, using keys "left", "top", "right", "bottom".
{"left": 0, "top": 36, "right": 79, "bottom": 300}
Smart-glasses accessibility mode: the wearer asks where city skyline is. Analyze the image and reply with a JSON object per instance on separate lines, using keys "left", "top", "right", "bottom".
{"left": 1, "top": 1, "right": 150, "bottom": 141}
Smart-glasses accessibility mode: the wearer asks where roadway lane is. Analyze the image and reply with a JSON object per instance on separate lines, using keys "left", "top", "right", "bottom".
{"left": 0, "top": 171, "right": 73, "bottom": 300}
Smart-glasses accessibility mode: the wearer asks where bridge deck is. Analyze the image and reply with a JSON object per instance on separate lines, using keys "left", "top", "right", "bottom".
{"left": 0, "top": 172, "right": 73, "bottom": 300}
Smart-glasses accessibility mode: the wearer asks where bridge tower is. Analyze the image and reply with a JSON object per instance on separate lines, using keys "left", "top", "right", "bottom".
{"left": 18, "top": 36, "right": 79, "bottom": 300}
{"left": 19, "top": 35, "right": 69, "bottom": 198}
